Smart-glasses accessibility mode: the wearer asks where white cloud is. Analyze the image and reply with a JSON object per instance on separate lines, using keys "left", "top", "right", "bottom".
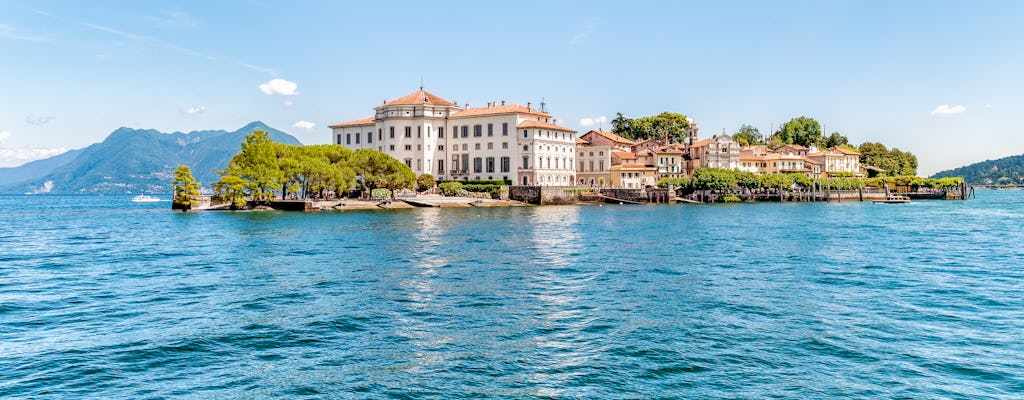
{"left": 931, "top": 104, "right": 966, "bottom": 116}
{"left": 25, "top": 115, "right": 56, "bottom": 126}
{"left": 0, "top": 131, "right": 10, "bottom": 143}
{"left": 579, "top": 115, "right": 608, "bottom": 128}
{"left": 0, "top": 146, "right": 69, "bottom": 167}
{"left": 180, "top": 105, "right": 206, "bottom": 115}
{"left": 259, "top": 78, "right": 299, "bottom": 96}
{"left": 292, "top": 120, "right": 316, "bottom": 131}
{"left": 984, "top": 103, "right": 993, "bottom": 109}
{"left": 282, "top": 100, "right": 293, "bottom": 108}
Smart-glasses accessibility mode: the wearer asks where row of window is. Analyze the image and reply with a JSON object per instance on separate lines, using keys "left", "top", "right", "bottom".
{"left": 450, "top": 155, "right": 511, "bottom": 174}
{"left": 578, "top": 160, "right": 607, "bottom": 172}
{"left": 579, "top": 150, "right": 606, "bottom": 157}
{"left": 450, "top": 123, "right": 509, "bottom": 138}
{"left": 523, "top": 130, "right": 572, "bottom": 141}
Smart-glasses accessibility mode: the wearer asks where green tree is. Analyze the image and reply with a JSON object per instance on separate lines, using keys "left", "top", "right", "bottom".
{"left": 759, "top": 173, "right": 794, "bottom": 190}
{"left": 611, "top": 112, "right": 631, "bottom": 135}
{"left": 858, "top": 142, "right": 918, "bottom": 177}
{"left": 172, "top": 165, "right": 202, "bottom": 211}
{"left": 823, "top": 132, "right": 849, "bottom": 148}
{"left": 732, "top": 125, "right": 763, "bottom": 147}
{"left": 417, "top": 174, "right": 436, "bottom": 192}
{"left": 691, "top": 168, "right": 736, "bottom": 190}
{"left": 352, "top": 149, "right": 416, "bottom": 198}
{"left": 774, "top": 116, "right": 822, "bottom": 148}
{"left": 213, "top": 173, "right": 247, "bottom": 209}
{"left": 229, "top": 130, "right": 283, "bottom": 204}
{"left": 735, "top": 171, "right": 761, "bottom": 190}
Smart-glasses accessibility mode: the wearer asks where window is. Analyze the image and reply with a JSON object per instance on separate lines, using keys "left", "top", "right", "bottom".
{"left": 522, "top": 156, "right": 529, "bottom": 169}
{"left": 486, "top": 157, "right": 495, "bottom": 173}
{"left": 523, "top": 145, "right": 528, "bottom": 151}
{"left": 390, "top": 127, "right": 395, "bottom": 138}
{"left": 502, "top": 122, "right": 508, "bottom": 136}
{"left": 502, "top": 142, "right": 508, "bottom": 149}
{"left": 589, "top": 151, "right": 594, "bottom": 156}
{"left": 405, "top": 127, "right": 412, "bottom": 138}
{"left": 336, "top": 134, "right": 341, "bottom": 145}
{"left": 405, "top": 145, "right": 412, "bottom": 151}
{"left": 390, "top": 145, "right": 395, "bottom": 151}
{"left": 417, "top": 126, "right": 421, "bottom": 138}
{"left": 475, "top": 143, "right": 481, "bottom": 150}
{"left": 579, "top": 161, "right": 585, "bottom": 171}
{"left": 404, "top": 159, "right": 411, "bottom": 167}
{"left": 487, "top": 123, "right": 493, "bottom": 136}
{"left": 590, "top": 160, "right": 594, "bottom": 172}
{"left": 438, "top": 145, "right": 444, "bottom": 151}
{"left": 474, "top": 125, "right": 482, "bottom": 137}
{"left": 452, "top": 126, "right": 458, "bottom": 137}
{"left": 452, "top": 156, "right": 459, "bottom": 172}
{"left": 501, "top": 157, "right": 510, "bottom": 173}
{"left": 346, "top": 133, "right": 351, "bottom": 145}
{"left": 416, "top": 159, "right": 421, "bottom": 170}
{"left": 461, "top": 126, "right": 468, "bottom": 138}
{"left": 438, "top": 159, "right": 444, "bottom": 173}
{"left": 462, "top": 144, "right": 468, "bottom": 150}
{"left": 379, "top": 129, "right": 382, "bottom": 141}
{"left": 438, "top": 127, "right": 444, "bottom": 138}
{"left": 461, "top": 154, "right": 469, "bottom": 172}
{"left": 355, "top": 133, "right": 360, "bottom": 144}
{"left": 417, "top": 144, "right": 421, "bottom": 151}
{"left": 523, "top": 130, "right": 528, "bottom": 138}
{"left": 599, "top": 160, "right": 605, "bottom": 172}
{"left": 487, "top": 142, "right": 493, "bottom": 150}
{"left": 473, "top": 157, "right": 483, "bottom": 173}
{"left": 367, "top": 132, "right": 372, "bottom": 143}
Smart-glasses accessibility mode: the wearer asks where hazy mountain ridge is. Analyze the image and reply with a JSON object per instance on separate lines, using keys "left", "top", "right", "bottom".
{"left": 0, "top": 121, "right": 302, "bottom": 194}
{"left": 931, "top": 154, "right": 1024, "bottom": 185}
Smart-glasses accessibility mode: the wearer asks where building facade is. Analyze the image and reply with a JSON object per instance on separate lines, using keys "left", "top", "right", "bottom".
{"left": 330, "top": 89, "right": 577, "bottom": 186}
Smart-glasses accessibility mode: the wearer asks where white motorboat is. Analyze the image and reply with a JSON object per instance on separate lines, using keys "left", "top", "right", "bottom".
{"left": 131, "top": 195, "right": 162, "bottom": 203}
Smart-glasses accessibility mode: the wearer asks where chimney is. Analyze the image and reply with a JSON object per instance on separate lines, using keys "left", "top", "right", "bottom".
{"left": 527, "top": 102, "right": 532, "bottom": 111}
{"left": 465, "top": 103, "right": 469, "bottom": 108}
{"left": 501, "top": 100, "right": 506, "bottom": 106}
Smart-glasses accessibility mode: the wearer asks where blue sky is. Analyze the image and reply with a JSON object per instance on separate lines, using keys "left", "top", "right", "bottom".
{"left": 1, "top": 0, "right": 1022, "bottom": 175}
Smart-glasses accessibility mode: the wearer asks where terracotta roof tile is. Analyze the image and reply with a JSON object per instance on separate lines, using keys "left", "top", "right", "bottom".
{"left": 583, "top": 130, "right": 635, "bottom": 145}
{"left": 575, "top": 137, "right": 589, "bottom": 144}
{"left": 611, "top": 151, "right": 637, "bottom": 160}
{"left": 382, "top": 89, "right": 456, "bottom": 107}
{"left": 328, "top": 117, "right": 375, "bottom": 128}
{"left": 517, "top": 120, "right": 576, "bottom": 132}
{"left": 451, "top": 104, "right": 549, "bottom": 119}
{"left": 612, "top": 163, "right": 655, "bottom": 169}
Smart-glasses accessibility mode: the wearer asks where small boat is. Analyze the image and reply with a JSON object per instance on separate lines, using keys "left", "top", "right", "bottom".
{"left": 131, "top": 195, "right": 161, "bottom": 203}
{"left": 873, "top": 194, "right": 910, "bottom": 204}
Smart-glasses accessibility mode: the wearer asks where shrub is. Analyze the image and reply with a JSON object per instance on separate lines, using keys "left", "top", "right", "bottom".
{"left": 371, "top": 188, "right": 392, "bottom": 200}
{"left": 438, "top": 181, "right": 463, "bottom": 196}
{"left": 719, "top": 194, "right": 742, "bottom": 203}
{"left": 416, "top": 174, "right": 435, "bottom": 192}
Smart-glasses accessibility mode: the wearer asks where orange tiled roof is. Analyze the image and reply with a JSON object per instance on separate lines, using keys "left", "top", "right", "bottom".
{"left": 382, "top": 89, "right": 457, "bottom": 107}
{"left": 612, "top": 163, "right": 655, "bottom": 170}
{"left": 584, "top": 130, "right": 635, "bottom": 146}
{"left": 451, "top": 104, "right": 549, "bottom": 119}
{"left": 517, "top": 120, "right": 576, "bottom": 132}
{"left": 328, "top": 117, "right": 374, "bottom": 128}
{"left": 611, "top": 151, "right": 636, "bottom": 160}
{"left": 575, "top": 137, "right": 589, "bottom": 145}
{"left": 834, "top": 147, "right": 861, "bottom": 155}
{"left": 691, "top": 138, "right": 714, "bottom": 147}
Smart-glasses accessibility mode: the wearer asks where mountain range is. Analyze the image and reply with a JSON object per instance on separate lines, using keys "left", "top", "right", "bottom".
{"left": 931, "top": 153, "right": 1024, "bottom": 185}
{"left": 0, "top": 121, "right": 302, "bottom": 194}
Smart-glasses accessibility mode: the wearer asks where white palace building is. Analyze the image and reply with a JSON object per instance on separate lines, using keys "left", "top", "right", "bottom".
{"left": 329, "top": 88, "right": 577, "bottom": 186}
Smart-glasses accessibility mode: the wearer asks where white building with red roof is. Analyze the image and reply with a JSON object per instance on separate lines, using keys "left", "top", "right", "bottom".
{"left": 330, "top": 88, "right": 577, "bottom": 186}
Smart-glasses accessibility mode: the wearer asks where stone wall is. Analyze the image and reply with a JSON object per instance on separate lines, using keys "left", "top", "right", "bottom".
{"left": 509, "top": 186, "right": 584, "bottom": 205}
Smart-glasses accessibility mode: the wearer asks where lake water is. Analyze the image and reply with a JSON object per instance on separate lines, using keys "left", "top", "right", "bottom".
{"left": 1, "top": 192, "right": 1022, "bottom": 398}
